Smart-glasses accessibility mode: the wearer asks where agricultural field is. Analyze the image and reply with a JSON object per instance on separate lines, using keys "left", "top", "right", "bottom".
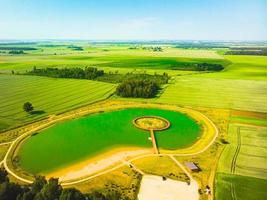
{"left": 215, "top": 114, "right": 267, "bottom": 200}
{"left": 0, "top": 74, "right": 115, "bottom": 131}
{"left": 157, "top": 76, "right": 267, "bottom": 112}
{"left": 0, "top": 44, "right": 226, "bottom": 72}
{"left": 0, "top": 41, "right": 266, "bottom": 200}
{"left": 157, "top": 55, "right": 267, "bottom": 113}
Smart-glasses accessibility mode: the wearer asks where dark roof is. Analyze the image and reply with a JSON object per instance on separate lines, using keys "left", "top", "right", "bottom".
{"left": 185, "top": 162, "right": 199, "bottom": 170}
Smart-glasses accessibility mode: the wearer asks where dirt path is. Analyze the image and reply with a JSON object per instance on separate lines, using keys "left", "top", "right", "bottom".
{"left": 0, "top": 141, "right": 12, "bottom": 146}
{"left": 122, "top": 159, "right": 145, "bottom": 175}
{"left": 150, "top": 129, "right": 159, "bottom": 154}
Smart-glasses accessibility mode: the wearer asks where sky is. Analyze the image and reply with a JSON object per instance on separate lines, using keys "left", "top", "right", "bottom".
{"left": 0, "top": 0, "right": 266, "bottom": 41}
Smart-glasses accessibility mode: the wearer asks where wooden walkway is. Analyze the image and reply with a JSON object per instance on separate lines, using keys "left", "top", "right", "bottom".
{"left": 150, "top": 129, "right": 159, "bottom": 154}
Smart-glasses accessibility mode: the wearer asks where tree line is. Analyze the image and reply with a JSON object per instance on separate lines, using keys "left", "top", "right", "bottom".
{"left": 171, "top": 62, "right": 224, "bottom": 71}
{"left": 26, "top": 67, "right": 169, "bottom": 98}
{"left": 27, "top": 67, "right": 169, "bottom": 84}
{"left": 67, "top": 46, "right": 84, "bottom": 51}
{"left": 195, "top": 63, "right": 224, "bottom": 71}
{"left": 28, "top": 67, "right": 104, "bottom": 80}
{"left": 0, "top": 168, "right": 127, "bottom": 200}
{"left": 0, "top": 47, "right": 37, "bottom": 51}
{"left": 225, "top": 48, "right": 267, "bottom": 56}
{"left": 9, "top": 50, "right": 25, "bottom": 54}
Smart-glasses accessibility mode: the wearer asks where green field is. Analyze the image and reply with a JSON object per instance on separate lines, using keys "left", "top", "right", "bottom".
{"left": 216, "top": 173, "right": 267, "bottom": 200}
{"left": 0, "top": 45, "right": 226, "bottom": 72}
{"left": 157, "top": 55, "right": 267, "bottom": 113}
{"left": 17, "top": 108, "right": 201, "bottom": 174}
{"left": 216, "top": 123, "right": 267, "bottom": 200}
{"left": 157, "top": 76, "right": 267, "bottom": 112}
{"left": 0, "top": 74, "right": 115, "bottom": 131}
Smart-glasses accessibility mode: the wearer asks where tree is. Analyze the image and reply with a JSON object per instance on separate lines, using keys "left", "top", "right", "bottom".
{"left": 31, "top": 176, "right": 47, "bottom": 194}
{"left": 39, "top": 178, "right": 62, "bottom": 200}
{"left": 16, "top": 191, "right": 34, "bottom": 200}
{"left": 0, "top": 182, "right": 22, "bottom": 200}
{"left": 59, "top": 188, "right": 85, "bottom": 200}
{"left": 23, "top": 102, "right": 34, "bottom": 113}
{"left": 0, "top": 168, "right": 8, "bottom": 183}
{"left": 86, "top": 191, "right": 107, "bottom": 200}
{"left": 116, "top": 80, "right": 160, "bottom": 98}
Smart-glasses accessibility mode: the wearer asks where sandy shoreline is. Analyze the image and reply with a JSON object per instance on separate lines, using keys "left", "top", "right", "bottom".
{"left": 47, "top": 148, "right": 150, "bottom": 181}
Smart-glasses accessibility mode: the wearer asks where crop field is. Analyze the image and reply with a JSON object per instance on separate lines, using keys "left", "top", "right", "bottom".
{"left": 216, "top": 122, "right": 267, "bottom": 200}
{"left": 157, "top": 76, "right": 267, "bottom": 112}
{"left": 157, "top": 55, "right": 267, "bottom": 113}
{"left": 0, "top": 45, "right": 228, "bottom": 73}
{"left": 0, "top": 74, "right": 115, "bottom": 131}
{"left": 16, "top": 108, "right": 200, "bottom": 174}
{"left": 216, "top": 173, "right": 267, "bottom": 200}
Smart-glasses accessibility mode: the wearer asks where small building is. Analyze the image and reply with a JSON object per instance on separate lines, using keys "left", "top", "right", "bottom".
{"left": 185, "top": 162, "right": 200, "bottom": 172}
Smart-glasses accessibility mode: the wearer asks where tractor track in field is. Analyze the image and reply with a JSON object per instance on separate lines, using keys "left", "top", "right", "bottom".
{"left": 230, "top": 127, "right": 241, "bottom": 174}
{"left": 230, "top": 126, "right": 241, "bottom": 200}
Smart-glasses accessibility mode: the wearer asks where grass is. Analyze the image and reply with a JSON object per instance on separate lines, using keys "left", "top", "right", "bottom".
{"left": 217, "top": 124, "right": 267, "bottom": 179}
{"left": 216, "top": 123, "right": 267, "bottom": 200}
{"left": 216, "top": 173, "right": 267, "bottom": 200}
{"left": 16, "top": 108, "right": 201, "bottom": 174}
{"left": 0, "top": 74, "right": 115, "bottom": 131}
{"left": 69, "top": 166, "right": 142, "bottom": 200}
{"left": 230, "top": 116, "right": 267, "bottom": 126}
{"left": 155, "top": 54, "right": 267, "bottom": 113}
{"left": 157, "top": 76, "right": 267, "bottom": 113}
{"left": 0, "top": 45, "right": 226, "bottom": 72}
{"left": 132, "top": 156, "right": 189, "bottom": 182}
{"left": 0, "top": 144, "right": 9, "bottom": 160}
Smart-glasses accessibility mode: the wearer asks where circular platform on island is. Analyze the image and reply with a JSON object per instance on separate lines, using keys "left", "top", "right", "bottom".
{"left": 132, "top": 116, "right": 171, "bottom": 131}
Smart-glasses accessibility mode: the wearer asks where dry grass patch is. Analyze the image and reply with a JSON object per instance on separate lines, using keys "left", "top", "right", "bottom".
{"left": 132, "top": 156, "right": 189, "bottom": 182}
{"left": 68, "top": 166, "right": 141, "bottom": 200}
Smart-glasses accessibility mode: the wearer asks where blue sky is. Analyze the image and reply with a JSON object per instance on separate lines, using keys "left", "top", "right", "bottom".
{"left": 0, "top": 0, "right": 266, "bottom": 40}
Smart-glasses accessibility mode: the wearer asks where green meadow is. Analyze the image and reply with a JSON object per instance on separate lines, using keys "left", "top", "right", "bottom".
{"left": 17, "top": 108, "right": 201, "bottom": 174}
{"left": 0, "top": 74, "right": 115, "bottom": 131}
{"left": 157, "top": 76, "right": 267, "bottom": 112}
